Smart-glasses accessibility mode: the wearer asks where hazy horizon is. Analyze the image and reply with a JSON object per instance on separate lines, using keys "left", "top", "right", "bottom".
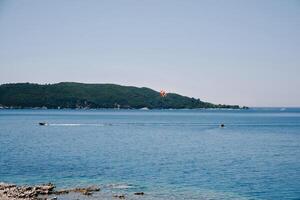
{"left": 0, "top": 0, "right": 299, "bottom": 107}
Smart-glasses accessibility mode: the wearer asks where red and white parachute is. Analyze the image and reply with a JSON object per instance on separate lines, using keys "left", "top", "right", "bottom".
{"left": 160, "top": 90, "right": 167, "bottom": 97}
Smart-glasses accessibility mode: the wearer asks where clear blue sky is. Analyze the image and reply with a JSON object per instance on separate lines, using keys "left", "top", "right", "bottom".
{"left": 0, "top": 0, "right": 299, "bottom": 107}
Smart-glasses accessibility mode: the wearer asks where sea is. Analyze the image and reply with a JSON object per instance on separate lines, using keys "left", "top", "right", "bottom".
{"left": 0, "top": 108, "right": 299, "bottom": 200}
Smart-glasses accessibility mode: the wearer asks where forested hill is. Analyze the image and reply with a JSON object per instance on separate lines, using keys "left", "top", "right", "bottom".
{"left": 0, "top": 82, "right": 245, "bottom": 109}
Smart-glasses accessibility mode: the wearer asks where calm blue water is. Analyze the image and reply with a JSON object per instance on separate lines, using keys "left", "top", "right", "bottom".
{"left": 0, "top": 108, "right": 300, "bottom": 199}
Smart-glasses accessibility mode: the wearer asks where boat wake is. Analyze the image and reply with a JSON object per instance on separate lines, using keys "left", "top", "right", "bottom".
{"left": 46, "top": 122, "right": 300, "bottom": 127}
{"left": 49, "top": 123, "right": 105, "bottom": 126}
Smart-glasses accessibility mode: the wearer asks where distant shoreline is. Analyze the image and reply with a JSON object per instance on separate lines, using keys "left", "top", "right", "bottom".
{"left": 0, "top": 107, "right": 249, "bottom": 110}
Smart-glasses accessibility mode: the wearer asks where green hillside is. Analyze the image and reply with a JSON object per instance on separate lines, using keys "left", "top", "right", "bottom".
{"left": 0, "top": 82, "right": 244, "bottom": 109}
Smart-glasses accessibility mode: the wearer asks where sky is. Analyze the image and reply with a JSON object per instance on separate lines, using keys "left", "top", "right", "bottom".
{"left": 0, "top": 0, "right": 299, "bottom": 107}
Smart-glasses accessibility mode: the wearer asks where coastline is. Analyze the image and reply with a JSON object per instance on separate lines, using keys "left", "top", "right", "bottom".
{"left": 0, "top": 107, "right": 249, "bottom": 110}
{"left": 0, "top": 182, "right": 145, "bottom": 200}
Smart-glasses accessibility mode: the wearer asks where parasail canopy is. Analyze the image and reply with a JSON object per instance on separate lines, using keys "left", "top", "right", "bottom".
{"left": 160, "top": 90, "right": 167, "bottom": 97}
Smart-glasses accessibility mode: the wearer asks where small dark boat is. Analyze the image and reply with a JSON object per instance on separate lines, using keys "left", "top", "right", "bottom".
{"left": 39, "top": 122, "right": 47, "bottom": 126}
{"left": 220, "top": 123, "right": 225, "bottom": 128}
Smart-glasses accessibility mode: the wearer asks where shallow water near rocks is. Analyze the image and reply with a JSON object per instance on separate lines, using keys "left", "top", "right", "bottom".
{"left": 0, "top": 108, "right": 300, "bottom": 199}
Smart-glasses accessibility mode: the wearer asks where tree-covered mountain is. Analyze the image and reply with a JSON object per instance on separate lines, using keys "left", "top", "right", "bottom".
{"left": 0, "top": 82, "right": 245, "bottom": 109}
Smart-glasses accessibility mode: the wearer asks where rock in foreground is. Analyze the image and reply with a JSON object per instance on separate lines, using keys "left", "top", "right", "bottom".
{"left": 0, "top": 182, "right": 55, "bottom": 200}
{"left": 0, "top": 182, "right": 100, "bottom": 200}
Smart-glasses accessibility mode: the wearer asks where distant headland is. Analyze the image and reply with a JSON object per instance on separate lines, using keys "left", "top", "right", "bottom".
{"left": 0, "top": 82, "right": 248, "bottom": 109}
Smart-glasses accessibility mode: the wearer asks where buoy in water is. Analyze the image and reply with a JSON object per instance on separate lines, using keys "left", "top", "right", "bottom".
{"left": 220, "top": 123, "right": 225, "bottom": 128}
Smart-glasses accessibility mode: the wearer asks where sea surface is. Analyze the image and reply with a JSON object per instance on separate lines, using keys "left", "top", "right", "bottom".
{"left": 0, "top": 108, "right": 300, "bottom": 200}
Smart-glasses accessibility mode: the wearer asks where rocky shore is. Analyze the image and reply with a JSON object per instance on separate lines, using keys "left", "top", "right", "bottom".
{"left": 0, "top": 182, "right": 56, "bottom": 200}
{"left": 0, "top": 182, "right": 144, "bottom": 200}
{"left": 0, "top": 183, "right": 100, "bottom": 200}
